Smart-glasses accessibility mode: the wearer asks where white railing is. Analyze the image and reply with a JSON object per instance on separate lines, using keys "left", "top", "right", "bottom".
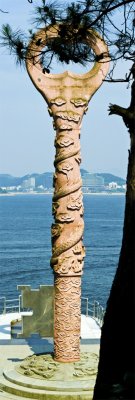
{"left": 0, "top": 295, "right": 105, "bottom": 327}
{"left": 81, "top": 297, "right": 105, "bottom": 327}
{"left": 0, "top": 295, "right": 22, "bottom": 314}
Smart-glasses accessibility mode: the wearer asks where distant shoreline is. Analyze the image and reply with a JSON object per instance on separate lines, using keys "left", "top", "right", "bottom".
{"left": 0, "top": 191, "right": 125, "bottom": 197}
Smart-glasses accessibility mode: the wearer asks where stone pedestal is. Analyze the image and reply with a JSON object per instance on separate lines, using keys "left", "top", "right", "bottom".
{"left": 1, "top": 349, "right": 99, "bottom": 399}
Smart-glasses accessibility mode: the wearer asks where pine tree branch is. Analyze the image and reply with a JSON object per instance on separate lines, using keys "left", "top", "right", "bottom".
{"left": 0, "top": 8, "right": 8, "bottom": 13}
{"left": 89, "top": 0, "right": 134, "bottom": 28}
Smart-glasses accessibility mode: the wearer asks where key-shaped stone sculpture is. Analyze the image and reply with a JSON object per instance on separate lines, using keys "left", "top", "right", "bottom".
{"left": 26, "top": 25, "right": 109, "bottom": 362}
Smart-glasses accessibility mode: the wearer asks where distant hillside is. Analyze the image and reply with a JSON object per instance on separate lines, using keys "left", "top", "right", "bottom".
{"left": 0, "top": 172, "right": 53, "bottom": 188}
{"left": 0, "top": 171, "right": 126, "bottom": 187}
{"left": 0, "top": 174, "right": 21, "bottom": 187}
{"left": 80, "top": 168, "right": 89, "bottom": 175}
{"left": 96, "top": 173, "right": 126, "bottom": 185}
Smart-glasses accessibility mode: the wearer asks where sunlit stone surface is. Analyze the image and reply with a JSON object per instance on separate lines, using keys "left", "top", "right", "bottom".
{"left": 26, "top": 25, "right": 109, "bottom": 362}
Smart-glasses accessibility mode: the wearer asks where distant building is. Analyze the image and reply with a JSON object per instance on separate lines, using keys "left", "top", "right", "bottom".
{"left": 4, "top": 186, "right": 16, "bottom": 191}
{"left": 21, "top": 177, "right": 35, "bottom": 190}
{"left": 81, "top": 172, "right": 104, "bottom": 192}
{"left": 122, "top": 184, "right": 127, "bottom": 190}
{"left": 16, "top": 185, "right": 21, "bottom": 191}
{"left": 108, "top": 182, "right": 118, "bottom": 189}
{"left": 35, "top": 173, "right": 53, "bottom": 189}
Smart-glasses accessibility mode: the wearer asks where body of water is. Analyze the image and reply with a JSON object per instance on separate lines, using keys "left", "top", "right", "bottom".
{"left": 0, "top": 194, "right": 125, "bottom": 308}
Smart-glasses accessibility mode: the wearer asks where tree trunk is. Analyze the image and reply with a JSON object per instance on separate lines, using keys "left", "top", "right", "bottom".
{"left": 93, "top": 65, "right": 135, "bottom": 399}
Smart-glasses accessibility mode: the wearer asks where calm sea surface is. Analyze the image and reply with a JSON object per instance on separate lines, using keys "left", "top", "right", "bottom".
{"left": 0, "top": 194, "right": 125, "bottom": 308}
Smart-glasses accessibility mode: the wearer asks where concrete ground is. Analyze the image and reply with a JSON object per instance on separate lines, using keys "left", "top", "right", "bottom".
{"left": 0, "top": 313, "right": 100, "bottom": 399}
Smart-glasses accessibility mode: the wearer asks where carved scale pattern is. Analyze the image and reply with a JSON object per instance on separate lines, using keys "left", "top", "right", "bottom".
{"left": 50, "top": 97, "right": 87, "bottom": 361}
{"left": 54, "top": 276, "right": 81, "bottom": 362}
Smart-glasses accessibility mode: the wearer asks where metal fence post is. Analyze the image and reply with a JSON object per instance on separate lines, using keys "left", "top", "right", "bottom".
{"left": 86, "top": 298, "right": 88, "bottom": 317}
{"left": 3, "top": 297, "right": 6, "bottom": 314}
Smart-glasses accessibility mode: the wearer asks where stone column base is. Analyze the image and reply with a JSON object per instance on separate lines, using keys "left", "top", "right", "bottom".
{"left": 0, "top": 351, "right": 99, "bottom": 399}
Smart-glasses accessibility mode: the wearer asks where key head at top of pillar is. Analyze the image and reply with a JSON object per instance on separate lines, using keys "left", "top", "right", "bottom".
{"left": 26, "top": 25, "right": 110, "bottom": 108}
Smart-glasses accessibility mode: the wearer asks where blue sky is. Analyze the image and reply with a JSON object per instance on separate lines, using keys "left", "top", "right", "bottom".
{"left": 0, "top": 0, "right": 132, "bottom": 178}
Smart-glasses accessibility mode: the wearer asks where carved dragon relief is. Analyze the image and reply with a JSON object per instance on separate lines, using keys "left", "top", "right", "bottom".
{"left": 55, "top": 135, "right": 74, "bottom": 148}
{"left": 50, "top": 99, "right": 85, "bottom": 276}
{"left": 17, "top": 351, "right": 98, "bottom": 380}
{"left": 53, "top": 255, "right": 84, "bottom": 275}
{"left": 67, "top": 191, "right": 83, "bottom": 210}
{"left": 48, "top": 94, "right": 87, "bottom": 360}
{"left": 51, "top": 220, "right": 84, "bottom": 263}
{"left": 55, "top": 111, "right": 81, "bottom": 122}
{"left": 56, "top": 161, "right": 74, "bottom": 181}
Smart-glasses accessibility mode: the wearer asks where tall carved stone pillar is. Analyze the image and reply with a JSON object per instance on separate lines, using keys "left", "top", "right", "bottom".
{"left": 52, "top": 121, "right": 84, "bottom": 362}
{"left": 26, "top": 25, "right": 109, "bottom": 362}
